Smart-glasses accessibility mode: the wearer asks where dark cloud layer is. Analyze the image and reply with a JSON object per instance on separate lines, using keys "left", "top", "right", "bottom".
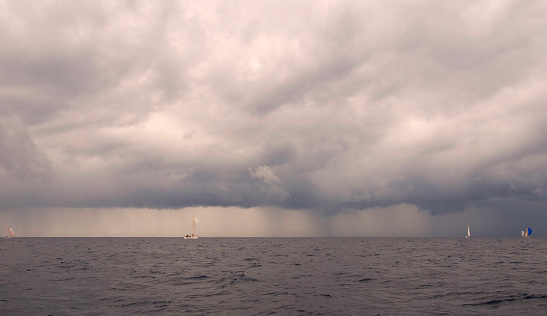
{"left": 1, "top": 1, "right": 546, "bottom": 235}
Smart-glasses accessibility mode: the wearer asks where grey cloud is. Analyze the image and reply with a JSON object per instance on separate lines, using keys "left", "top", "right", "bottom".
{"left": 0, "top": 115, "right": 52, "bottom": 181}
{"left": 250, "top": 165, "right": 290, "bottom": 202}
{"left": 246, "top": 56, "right": 366, "bottom": 115}
{"left": 0, "top": 1, "right": 207, "bottom": 129}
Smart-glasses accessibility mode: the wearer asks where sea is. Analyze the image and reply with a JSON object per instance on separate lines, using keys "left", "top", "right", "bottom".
{"left": 0, "top": 238, "right": 545, "bottom": 315}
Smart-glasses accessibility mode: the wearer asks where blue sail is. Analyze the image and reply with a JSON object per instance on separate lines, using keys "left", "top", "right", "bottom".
{"left": 527, "top": 228, "right": 532, "bottom": 236}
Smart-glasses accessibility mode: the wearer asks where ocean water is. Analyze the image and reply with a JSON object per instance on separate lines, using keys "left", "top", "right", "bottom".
{"left": 0, "top": 238, "right": 545, "bottom": 315}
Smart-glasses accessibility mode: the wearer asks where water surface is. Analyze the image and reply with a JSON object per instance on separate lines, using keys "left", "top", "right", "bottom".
{"left": 1, "top": 238, "right": 545, "bottom": 315}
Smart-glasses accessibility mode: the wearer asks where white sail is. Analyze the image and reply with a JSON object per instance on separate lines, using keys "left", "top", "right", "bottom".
{"left": 184, "top": 214, "right": 198, "bottom": 239}
{"left": 465, "top": 225, "right": 470, "bottom": 238}
{"left": 6, "top": 227, "right": 14, "bottom": 238}
{"left": 192, "top": 214, "right": 197, "bottom": 237}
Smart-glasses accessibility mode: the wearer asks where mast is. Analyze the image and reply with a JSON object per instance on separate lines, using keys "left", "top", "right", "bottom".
{"left": 192, "top": 214, "right": 195, "bottom": 237}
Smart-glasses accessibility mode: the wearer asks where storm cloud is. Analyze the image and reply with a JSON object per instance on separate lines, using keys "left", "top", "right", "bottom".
{"left": 1, "top": 1, "right": 546, "bottom": 236}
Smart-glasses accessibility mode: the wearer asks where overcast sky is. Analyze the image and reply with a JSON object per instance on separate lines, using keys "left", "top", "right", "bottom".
{"left": 1, "top": 0, "right": 546, "bottom": 237}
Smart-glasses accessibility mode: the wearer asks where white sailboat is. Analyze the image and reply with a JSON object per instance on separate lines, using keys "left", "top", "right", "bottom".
{"left": 465, "top": 225, "right": 470, "bottom": 239}
{"left": 5, "top": 227, "right": 14, "bottom": 238}
{"left": 184, "top": 214, "right": 198, "bottom": 239}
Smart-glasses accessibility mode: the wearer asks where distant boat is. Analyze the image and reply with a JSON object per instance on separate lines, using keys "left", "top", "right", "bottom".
{"left": 5, "top": 227, "right": 14, "bottom": 238}
{"left": 465, "top": 225, "right": 470, "bottom": 239}
{"left": 184, "top": 214, "right": 198, "bottom": 239}
{"left": 522, "top": 227, "right": 532, "bottom": 238}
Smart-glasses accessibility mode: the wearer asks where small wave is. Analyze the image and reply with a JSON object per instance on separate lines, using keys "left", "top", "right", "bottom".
{"left": 226, "top": 272, "right": 261, "bottom": 285}
{"left": 263, "top": 291, "right": 289, "bottom": 296}
{"left": 417, "top": 284, "right": 433, "bottom": 288}
{"left": 186, "top": 275, "right": 210, "bottom": 280}
{"left": 244, "top": 257, "right": 259, "bottom": 261}
{"left": 523, "top": 294, "right": 547, "bottom": 300}
{"left": 463, "top": 294, "right": 547, "bottom": 306}
{"left": 358, "top": 278, "right": 374, "bottom": 282}
{"left": 119, "top": 300, "right": 172, "bottom": 308}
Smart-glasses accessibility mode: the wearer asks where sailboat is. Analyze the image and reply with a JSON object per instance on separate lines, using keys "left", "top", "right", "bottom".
{"left": 184, "top": 214, "right": 198, "bottom": 239}
{"left": 522, "top": 227, "right": 532, "bottom": 238}
{"left": 5, "top": 227, "right": 14, "bottom": 238}
{"left": 465, "top": 225, "right": 470, "bottom": 239}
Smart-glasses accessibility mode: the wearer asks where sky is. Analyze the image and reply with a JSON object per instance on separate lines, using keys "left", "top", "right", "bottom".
{"left": 1, "top": 0, "right": 546, "bottom": 237}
